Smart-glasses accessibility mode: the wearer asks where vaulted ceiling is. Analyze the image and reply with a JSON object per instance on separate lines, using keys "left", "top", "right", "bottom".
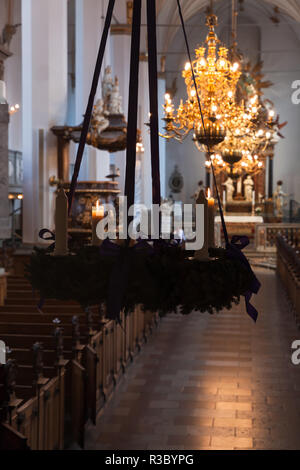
{"left": 156, "top": 0, "right": 300, "bottom": 53}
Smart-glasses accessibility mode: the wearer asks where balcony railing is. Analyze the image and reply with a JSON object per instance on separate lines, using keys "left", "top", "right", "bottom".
{"left": 255, "top": 223, "right": 300, "bottom": 252}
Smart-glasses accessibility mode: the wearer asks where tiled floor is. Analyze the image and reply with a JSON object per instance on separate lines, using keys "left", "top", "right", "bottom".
{"left": 85, "top": 268, "right": 300, "bottom": 450}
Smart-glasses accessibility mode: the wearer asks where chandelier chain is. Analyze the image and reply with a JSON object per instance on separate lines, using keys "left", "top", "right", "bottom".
{"left": 176, "top": 0, "right": 229, "bottom": 247}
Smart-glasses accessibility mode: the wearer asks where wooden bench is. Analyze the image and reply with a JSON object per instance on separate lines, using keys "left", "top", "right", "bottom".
{"left": 1, "top": 275, "right": 160, "bottom": 449}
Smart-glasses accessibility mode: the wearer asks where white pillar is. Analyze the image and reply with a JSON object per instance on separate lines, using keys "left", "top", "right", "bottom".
{"left": 158, "top": 75, "right": 166, "bottom": 199}
{"left": 138, "top": 59, "right": 152, "bottom": 207}
{"left": 74, "top": 0, "right": 110, "bottom": 183}
{"left": 22, "top": 0, "right": 68, "bottom": 244}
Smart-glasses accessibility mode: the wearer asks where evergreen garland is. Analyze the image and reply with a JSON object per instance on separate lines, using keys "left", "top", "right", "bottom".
{"left": 26, "top": 244, "right": 253, "bottom": 318}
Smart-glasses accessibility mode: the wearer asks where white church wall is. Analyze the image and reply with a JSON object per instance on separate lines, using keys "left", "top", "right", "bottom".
{"left": 2, "top": 0, "right": 22, "bottom": 152}
{"left": 260, "top": 21, "right": 300, "bottom": 202}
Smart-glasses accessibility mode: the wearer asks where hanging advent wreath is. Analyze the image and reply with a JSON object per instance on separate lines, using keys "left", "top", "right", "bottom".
{"left": 27, "top": 243, "right": 255, "bottom": 319}
{"left": 27, "top": 0, "right": 260, "bottom": 323}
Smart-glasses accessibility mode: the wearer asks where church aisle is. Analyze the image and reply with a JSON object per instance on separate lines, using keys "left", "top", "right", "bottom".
{"left": 85, "top": 268, "right": 300, "bottom": 450}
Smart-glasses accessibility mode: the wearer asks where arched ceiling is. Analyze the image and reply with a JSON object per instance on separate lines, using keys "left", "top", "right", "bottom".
{"left": 156, "top": 0, "right": 300, "bottom": 53}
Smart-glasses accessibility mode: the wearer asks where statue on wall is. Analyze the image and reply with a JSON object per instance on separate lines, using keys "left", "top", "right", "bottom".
{"left": 223, "top": 177, "right": 234, "bottom": 202}
{"left": 108, "top": 77, "right": 123, "bottom": 114}
{"left": 101, "top": 66, "right": 123, "bottom": 115}
{"left": 191, "top": 180, "right": 205, "bottom": 201}
{"left": 273, "top": 180, "right": 288, "bottom": 217}
{"left": 91, "top": 99, "right": 109, "bottom": 136}
{"left": 102, "top": 66, "right": 114, "bottom": 113}
{"left": 243, "top": 175, "right": 254, "bottom": 202}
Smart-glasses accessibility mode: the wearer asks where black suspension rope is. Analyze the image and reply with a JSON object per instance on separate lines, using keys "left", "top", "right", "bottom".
{"left": 68, "top": 0, "right": 115, "bottom": 213}
{"left": 124, "top": 0, "right": 142, "bottom": 225}
{"left": 147, "top": 0, "right": 161, "bottom": 206}
{"left": 176, "top": 0, "right": 229, "bottom": 248}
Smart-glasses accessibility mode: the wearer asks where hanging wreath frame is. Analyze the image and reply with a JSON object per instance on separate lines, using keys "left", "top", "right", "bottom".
{"left": 27, "top": 0, "right": 260, "bottom": 322}
{"left": 26, "top": 245, "right": 254, "bottom": 318}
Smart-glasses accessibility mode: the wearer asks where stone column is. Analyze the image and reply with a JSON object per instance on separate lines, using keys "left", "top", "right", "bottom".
{"left": 158, "top": 72, "right": 167, "bottom": 200}
{"left": 138, "top": 56, "right": 152, "bottom": 207}
{"left": 22, "top": 0, "right": 68, "bottom": 244}
{"left": 0, "top": 104, "right": 10, "bottom": 239}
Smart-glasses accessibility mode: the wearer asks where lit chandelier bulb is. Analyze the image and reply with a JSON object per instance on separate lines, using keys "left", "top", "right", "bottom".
{"left": 231, "top": 62, "right": 239, "bottom": 72}
{"left": 199, "top": 58, "right": 207, "bottom": 68}
{"left": 269, "top": 109, "right": 275, "bottom": 119}
{"left": 185, "top": 62, "right": 191, "bottom": 71}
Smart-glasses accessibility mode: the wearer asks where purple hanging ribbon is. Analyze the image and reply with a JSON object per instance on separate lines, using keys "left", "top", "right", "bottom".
{"left": 227, "top": 236, "right": 261, "bottom": 322}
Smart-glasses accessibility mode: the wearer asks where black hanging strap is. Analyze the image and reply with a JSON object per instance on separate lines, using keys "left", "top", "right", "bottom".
{"left": 68, "top": 0, "right": 115, "bottom": 213}
{"left": 147, "top": 0, "right": 161, "bottom": 206}
{"left": 124, "top": 0, "right": 142, "bottom": 217}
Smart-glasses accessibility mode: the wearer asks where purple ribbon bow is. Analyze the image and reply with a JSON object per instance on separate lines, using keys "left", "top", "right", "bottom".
{"left": 39, "top": 228, "right": 56, "bottom": 252}
{"left": 226, "top": 235, "right": 261, "bottom": 322}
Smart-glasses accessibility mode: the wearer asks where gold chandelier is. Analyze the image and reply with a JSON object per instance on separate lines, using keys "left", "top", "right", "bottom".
{"left": 161, "top": 13, "right": 242, "bottom": 148}
{"left": 161, "top": 3, "right": 283, "bottom": 180}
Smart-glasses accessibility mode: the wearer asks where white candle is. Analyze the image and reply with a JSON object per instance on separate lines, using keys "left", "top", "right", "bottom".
{"left": 223, "top": 190, "right": 226, "bottom": 208}
{"left": 53, "top": 188, "right": 68, "bottom": 256}
{"left": 252, "top": 190, "right": 256, "bottom": 206}
{"left": 92, "top": 200, "right": 105, "bottom": 246}
{"left": 195, "top": 190, "right": 209, "bottom": 260}
{"left": 207, "top": 189, "right": 215, "bottom": 249}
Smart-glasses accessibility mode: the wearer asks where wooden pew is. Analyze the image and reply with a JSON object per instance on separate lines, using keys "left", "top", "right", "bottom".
{"left": 1, "top": 276, "right": 161, "bottom": 448}
{"left": 0, "top": 422, "right": 29, "bottom": 450}
{"left": 276, "top": 236, "right": 300, "bottom": 325}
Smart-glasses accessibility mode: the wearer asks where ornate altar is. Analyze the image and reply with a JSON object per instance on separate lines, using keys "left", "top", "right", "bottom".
{"left": 63, "top": 180, "right": 120, "bottom": 247}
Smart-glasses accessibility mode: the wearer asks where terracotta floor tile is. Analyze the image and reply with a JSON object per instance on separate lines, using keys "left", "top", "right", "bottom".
{"left": 84, "top": 269, "right": 300, "bottom": 450}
